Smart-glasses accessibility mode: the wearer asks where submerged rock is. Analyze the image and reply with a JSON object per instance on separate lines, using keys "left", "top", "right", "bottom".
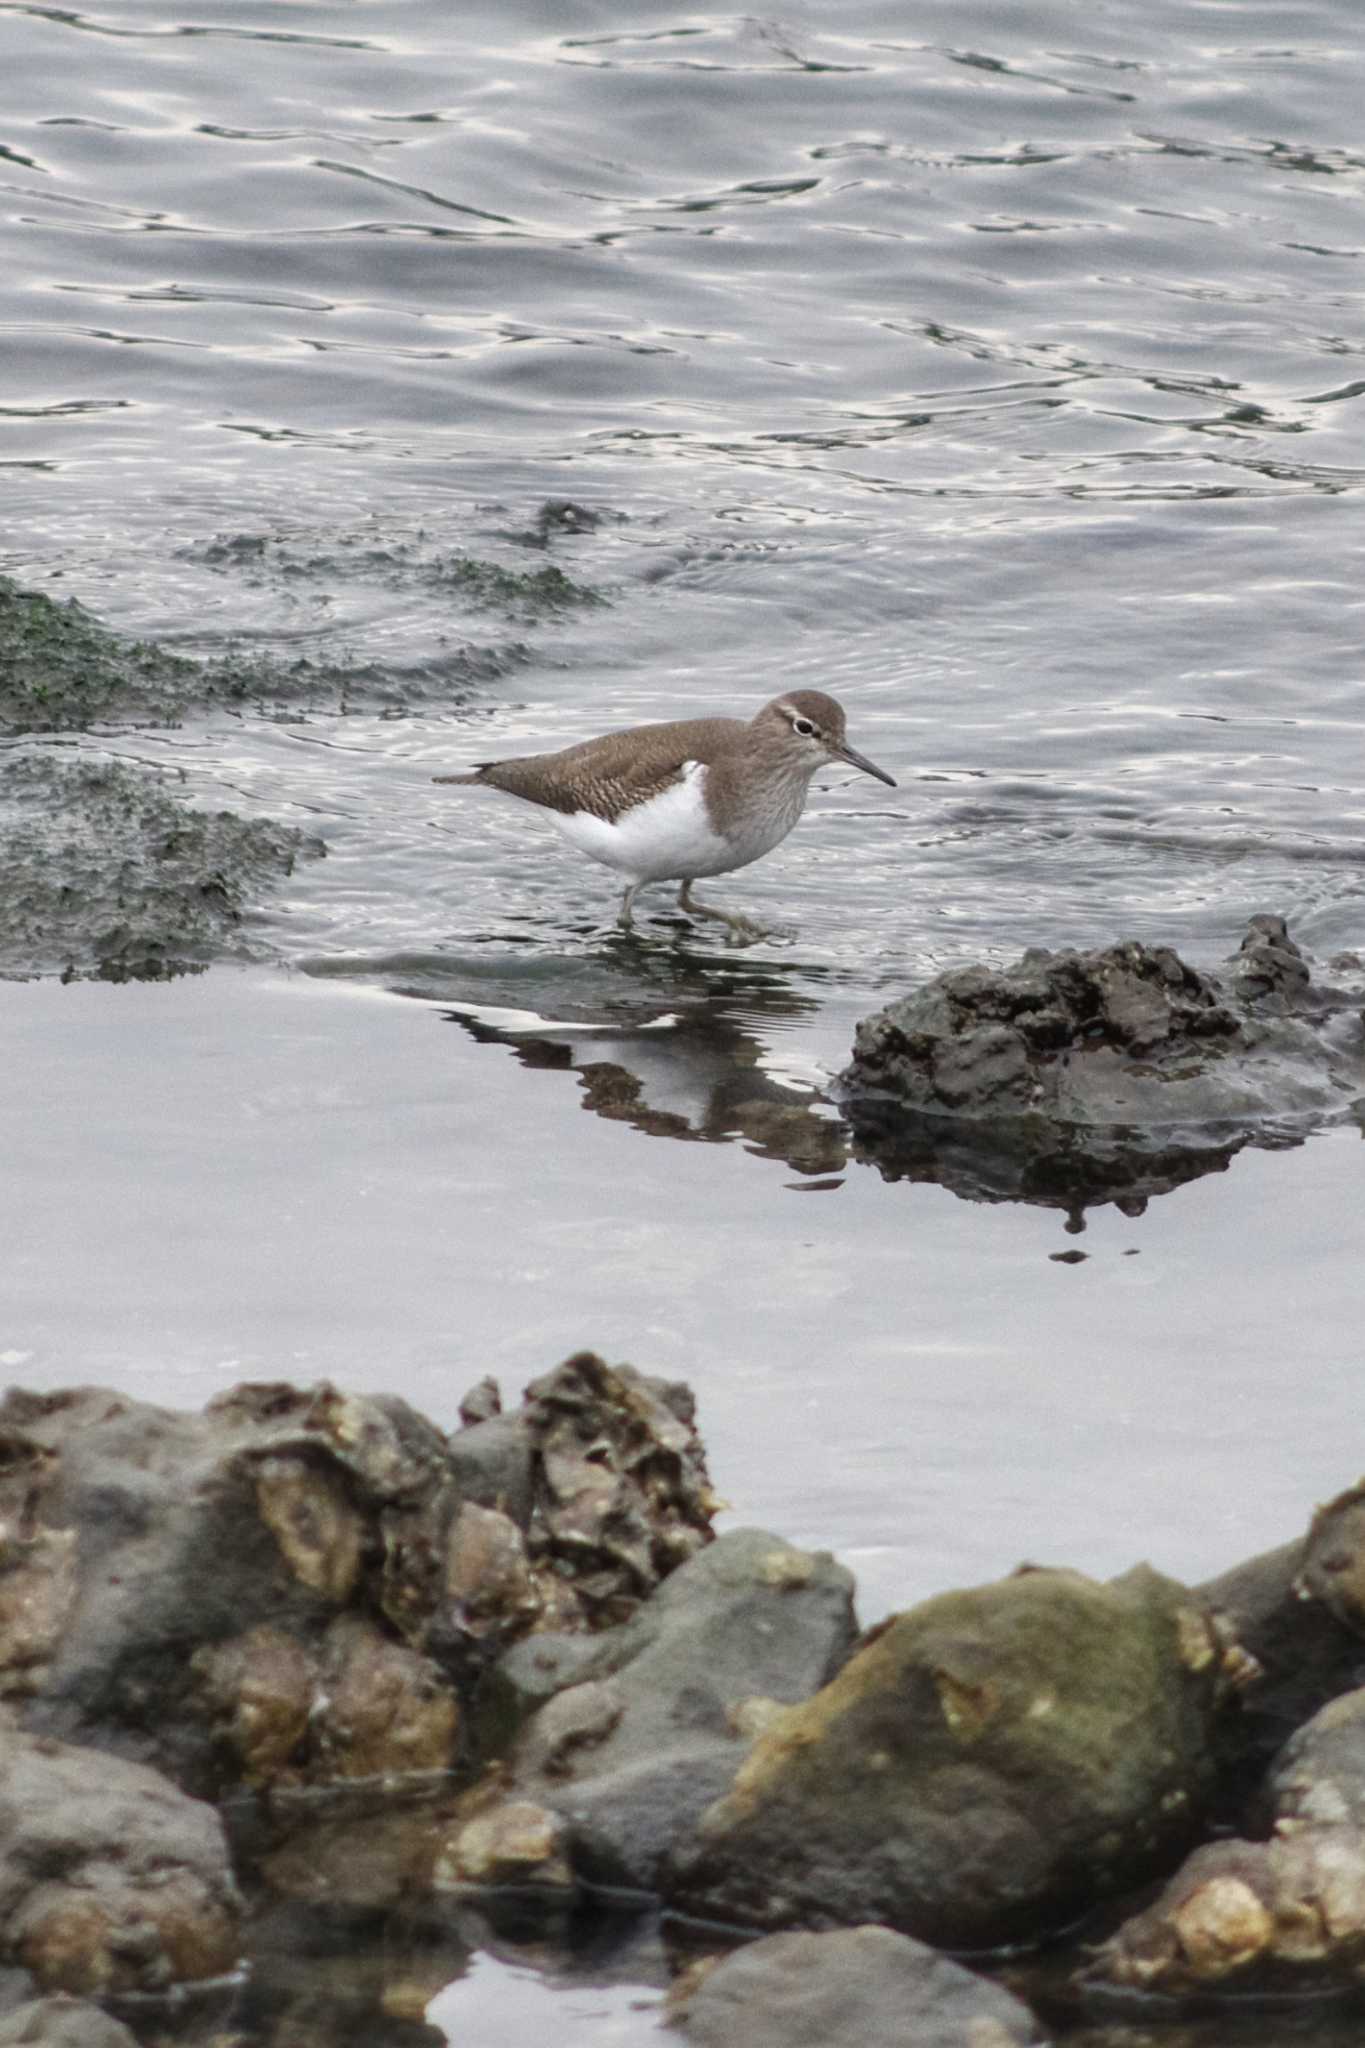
{"left": 667, "top": 1926, "right": 1046, "bottom": 2048}
{"left": 0, "top": 1732, "right": 241, "bottom": 1995}
{"left": 839, "top": 920, "right": 1365, "bottom": 1215}
{"left": 0, "top": 550, "right": 595, "bottom": 738}
{"left": 0, "top": 577, "right": 207, "bottom": 734}
{"left": 666, "top": 1564, "right": 1252, "bottom": 1948}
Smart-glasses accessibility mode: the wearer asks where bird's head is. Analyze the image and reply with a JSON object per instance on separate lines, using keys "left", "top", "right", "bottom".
{"left": 754, "top": 689, "right": 896, "bottom": 787}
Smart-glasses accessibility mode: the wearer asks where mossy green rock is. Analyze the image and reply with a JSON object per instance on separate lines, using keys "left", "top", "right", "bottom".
{"left": 666, "top": 1564, "right": 1247, "bottom": 1948}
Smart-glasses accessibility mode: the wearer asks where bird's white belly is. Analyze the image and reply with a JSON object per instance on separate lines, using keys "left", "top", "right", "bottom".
{"left": 548, "top": 762, "right": 735, "bottom": 882}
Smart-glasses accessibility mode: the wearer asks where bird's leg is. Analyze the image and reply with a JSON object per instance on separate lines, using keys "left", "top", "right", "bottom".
{"left": 618, "top": 882, "right": 639, "bottom": 929}
{"left": 678, "top": 880, "right": 769, "bottom": 946}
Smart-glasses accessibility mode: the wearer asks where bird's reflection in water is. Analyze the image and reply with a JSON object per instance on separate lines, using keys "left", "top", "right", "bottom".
{"left": 421, "top": 928, "right": 852, "bottom": 1184}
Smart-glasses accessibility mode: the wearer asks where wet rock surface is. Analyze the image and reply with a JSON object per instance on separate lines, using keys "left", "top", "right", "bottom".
{"left": 9, "top": 1372, "right": 1365, "bottom": 2042}
{"left": 0, "top": 1357, "right": 716, "bottom": 1798}
{"left": 665, "top": 1564, "right": 1251, "bottom": 1948}
{"left": 0, "top": 1732, "right": 241, "bottom": 1996}
{"left": 0, "top": 755, "right": 322, "bottom": 983}
{"left": 1083, "top": 1828, "right": 1365, "bottom": 1997}
{"left": 1087, "top": 1684, "right": 1365, "bottom": 1999}
{"left": 472, "top": 1527, "right": 858, "bottom": 1891}
{"left": 839, "top": 921, "right": 1365, "bottom": 1215}
{"left": 1196, "top": 1537, "right": 1365, "bottom": 1788}
{"left": 0, "top": 1997, "right": 140, "bottom": 2048}
{"left": 667, "top": 1925, "right": 1046, "bottom": 2047}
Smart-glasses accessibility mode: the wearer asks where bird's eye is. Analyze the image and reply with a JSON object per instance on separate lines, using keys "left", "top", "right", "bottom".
{"left": 792, "top": 717, "right": 817, "bottom": 738}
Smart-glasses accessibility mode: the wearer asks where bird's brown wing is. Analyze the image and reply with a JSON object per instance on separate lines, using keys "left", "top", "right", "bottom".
{"left": 475, "top": 716, "right": 743, "bottom": 821}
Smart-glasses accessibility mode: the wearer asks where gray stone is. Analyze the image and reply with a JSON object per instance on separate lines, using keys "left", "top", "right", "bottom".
{"left": 446, "top": 1413, "right": 535, "bottom": 1528}
{"left": 668, "top": 1926, "right": 1045, "bottom": 2047}
{"left": 1197, "top": 1529, "right": 1365, "bottom": 1783}
{"left": 0, "top": 1731, "right": 241, "bottom": 1995}
{"left": 667, "top": 1564, "right": 1252, "bottom": 1948}
{"left": 457, "top": 1376, "right": 503, "bottom": 1428}
{"left": 1268, "top": 1687, "right": 1365, "bottom": 1833}
{"left": 1082, "top": 1826, "right": 1365, "bottom": 1995}
{"left": 0, "top": 1998, "right": 138, "bottom": 2048}
{"left": 0, "top": 1363, "right": 718, "bottom": 1798}
{"left": 494, "top": 1528, "right": 858, "bottom": 1891}
{"left": 1, "top": 1383, "right": 451, "bottom": 1791}
{"left": 519, "top": 1353, "right": 717, "bottom": 1629}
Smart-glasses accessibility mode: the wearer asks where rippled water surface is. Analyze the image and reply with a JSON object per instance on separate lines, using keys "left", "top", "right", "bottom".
{"left": 3, "top": 0, "right": 1365, "bottom": 2037}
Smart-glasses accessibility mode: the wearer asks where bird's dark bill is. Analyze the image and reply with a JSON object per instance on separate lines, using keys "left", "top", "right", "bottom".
{"left": 837, "top": 742, "right": 896, "bottom": 788}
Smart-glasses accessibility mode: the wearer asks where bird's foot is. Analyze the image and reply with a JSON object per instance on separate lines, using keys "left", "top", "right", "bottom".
{"left": 720, "top": 912, "right": 771, "bottom": 947}
{"left": 678, "top": 883, "right": 771, "bottom": 946}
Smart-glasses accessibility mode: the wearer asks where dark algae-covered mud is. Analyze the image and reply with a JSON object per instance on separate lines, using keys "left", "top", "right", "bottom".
{"left": 0, "top": 576, "right": 206, "bottom": 734}
{"left": 0, "top": 551, "right": 603, "bottom": 736}
{"left": 0, "top": 539, "right": 609, "bottom": 979}
{"left": 0, "top": 754, "right": 321, "bottom": 983}
{"left": 0, "top": 576, "right": 328, "bottom": 979}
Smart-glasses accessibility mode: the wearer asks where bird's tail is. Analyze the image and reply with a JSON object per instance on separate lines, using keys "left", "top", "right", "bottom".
{"left": 432, "top": 768, "right": 487, "bottom": 786}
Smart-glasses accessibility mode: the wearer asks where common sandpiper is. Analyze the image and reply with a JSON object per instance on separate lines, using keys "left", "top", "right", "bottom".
{"left": 433, "top": 688, "right": 896, "bottom": 940}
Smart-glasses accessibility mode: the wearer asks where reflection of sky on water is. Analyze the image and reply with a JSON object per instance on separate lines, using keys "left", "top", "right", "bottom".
{"left": 4, "top": 969, "right": 1361, "bottom": 1634}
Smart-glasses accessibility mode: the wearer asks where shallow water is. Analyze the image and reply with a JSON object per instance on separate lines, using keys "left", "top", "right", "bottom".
{"left": 3, "top": 0, "right": 1365, "bottom": 2036}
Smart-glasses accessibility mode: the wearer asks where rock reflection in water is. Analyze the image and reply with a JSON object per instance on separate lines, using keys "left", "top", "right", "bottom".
{"left": 841, "top": 919, "right": 1365, "bottom": 1229}
{"left": 228, "top": 1825, "right": 665, "bottom": 2048}
{"left": 846, "top": 1103, "right": 1257, "bottom": 1231}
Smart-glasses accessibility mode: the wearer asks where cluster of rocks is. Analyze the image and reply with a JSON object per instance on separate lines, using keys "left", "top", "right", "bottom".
{"left": 0, "top": 1357, "right": 709, "bottom": 2006}
{"left": 6, "top": 1360, "right": 1365, "bottom": 2045}
{"left": 838, "top": 918, "right": 1365, "bottom": 1218}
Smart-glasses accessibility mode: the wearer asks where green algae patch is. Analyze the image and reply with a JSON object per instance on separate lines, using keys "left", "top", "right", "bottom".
{"left": 0, "top": 574, "right": 364, "bottom": 732}
{"left": 0, "top": 576, "right": 215, "bottom": 733}
{"left": 0, "top": 753, "right": 323, "bottom": 981}
{"left": 434, "top": 558, "right": 605, "bottom": 617}
{"left": 0, "top": 564, "right": 579, "bottom": 734}
{"left": 193, "top": 531, "right": 609, "bottom": 618}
